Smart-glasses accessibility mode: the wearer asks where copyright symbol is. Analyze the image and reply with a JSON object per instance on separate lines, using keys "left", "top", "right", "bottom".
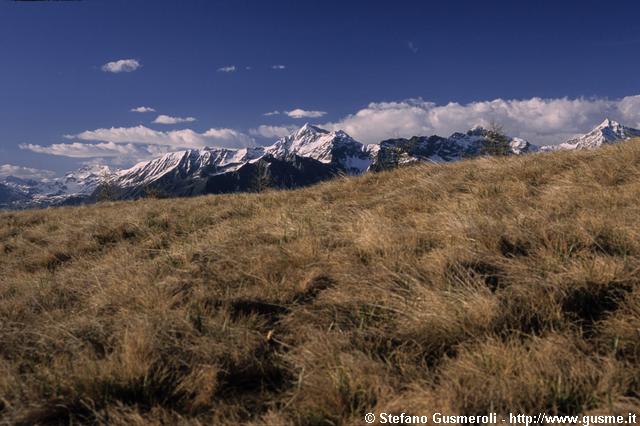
{"left": 365, "top": 412, "right": 375, "bottom": 423}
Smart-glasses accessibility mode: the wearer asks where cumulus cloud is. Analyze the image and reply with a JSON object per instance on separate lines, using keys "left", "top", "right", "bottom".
{"left": 101, "top": 59, "right": 141, "bottom": 73}
{"left": 20, "top": 94, "right": 640, "bottom": 169}
{"left": 0, "top": 164, "right": 56, "bottom": 180}
{"left": 323, "top": 96, "right": 640, "bottom": 145}
{"left": 20, "top": 142, "right": 141, "bottom": 158}
{"left": 20, "top": 142, "right": 135, "bottom": 159}
{"left": 21, "top": 125, "right": 255, "bottom": 164}
{"left": 69, "top": 125, "right": 252, "bottom": 149}
{"left": 153, "top": 114, "right": 197, "bottom": 124}
{"left": 617, "top": 96, "right": 640, "bottom": 124}
{"left": 271, "top": 65, "right": 286, "bottom": 70}
{"left": 249, "top": 125, "right": 297, "bottom": 139}
{"left": 201, "top": 128, "right": 253, "bottom": 143}
{"left": 131, "top": 106, "right": 155, "bottom": 113}
{"left": 263, "top": 110, "right": 280, "bottom": 116}
{"left": 20, "top": 143, "right": 184, "bottom": 166}
{"left": 218, "top": 65, "right": 237, "bottom": 72}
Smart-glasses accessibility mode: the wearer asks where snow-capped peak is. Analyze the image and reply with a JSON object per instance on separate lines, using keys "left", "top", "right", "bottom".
{"left": 65, "top": 164, "right": 111, "bottom": 179}
{"left": 113, "top": 146, "right": 265, "bottom": 189}
{"left": 268, "top": 125, "right": 349, "bottom": 160}
{"left": 543, "top": 118, "right": 640, "bottom": 151}
{"left": 264, "top": 124, "right": 372, "bottom": 173}
{"left": 59, "top": 164, "right": 113, "bottom": 195}
{"left": 294, "top": 123, "right": 328, "bottom": 138}
{"left": 596, "top": 117, "right": 618, "bottom": 129}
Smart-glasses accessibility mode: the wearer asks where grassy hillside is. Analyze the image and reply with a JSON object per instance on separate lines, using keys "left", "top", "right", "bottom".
{"left": 1, "top": 141, "right": 640, "bottom": 425}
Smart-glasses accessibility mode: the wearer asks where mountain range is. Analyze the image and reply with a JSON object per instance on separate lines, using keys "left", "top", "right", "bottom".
{"left": 1, "top": 119, "right": 638, "bottom": 210}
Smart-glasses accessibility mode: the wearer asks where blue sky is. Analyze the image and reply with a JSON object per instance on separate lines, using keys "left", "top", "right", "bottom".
{"left": 1, "top": 0, "right": 640, "bottom": 177}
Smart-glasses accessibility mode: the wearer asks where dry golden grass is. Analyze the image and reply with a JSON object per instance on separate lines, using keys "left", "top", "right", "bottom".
{"left": 1, "top": 141, "right": 640, "bottom": 424}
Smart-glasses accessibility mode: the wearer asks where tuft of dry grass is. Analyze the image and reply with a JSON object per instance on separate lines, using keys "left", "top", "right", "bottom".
{"left": 2, "top": 141, "right": 640, "bottom": 424}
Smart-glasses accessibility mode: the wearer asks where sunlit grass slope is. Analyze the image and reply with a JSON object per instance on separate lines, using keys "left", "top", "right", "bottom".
{"left": 1, "top": 141, "right": 640, "bottom": 425}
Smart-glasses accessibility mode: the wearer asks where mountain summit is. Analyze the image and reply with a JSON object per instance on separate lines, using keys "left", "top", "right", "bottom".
{"left": 542, "top": 119, "right": 640, "bottom": 151}
{"left": 265, "top": 123, "right": 373, "bottom": 173}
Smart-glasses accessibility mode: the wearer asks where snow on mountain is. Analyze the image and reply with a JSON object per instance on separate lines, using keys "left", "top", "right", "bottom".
{"left": 113, "top": 147, "right": 265, "bottom": 189}
{"left": 108, "top": 123, "right": 373, "bottom": 194}
{"left": 0, "top": 124, "right": 541, "bottom": 209}
{"left": 61, "top": 164, "right": 112, "bottom": 195}
{"left": 0, "top": 164, "right": 113, "bottom": 209}
{"left": 5, "top": 119, "right": 639, "bottom": 211}
{"left": 541, "top": 119, "right": 640, "bottom": 151}
{"left": 510, "top": 137, "right": 538, "bottom": 155}
{"left": 0, "top": 175, "right": 64, "bottom": 196}
{"left": 370, "top": 127, "right": 538, "bottom": 170}
{"left": 460, "top": 127, "right": 539, "bottom": 156}
{"left": 265, "top": 123, "right": 373, "bottom": 173}
{"left": 0, "top": 181, "right": 30, "bottom": 205}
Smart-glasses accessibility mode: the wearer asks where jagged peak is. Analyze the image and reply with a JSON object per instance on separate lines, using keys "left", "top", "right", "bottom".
{"left": 74, "top": 164, "right": 111, "bottom": 173}
{"left": 596, "top": 117, "right": 620, "bottom": 129}
{"left": 275, "top": 124, "right": 357, "bottom": 151}
{"left": 294, "top": 123, "right": 329, "bottom": 137}
{"left": 65, "top": 164, "right": 112, "bottom": 180}
{"left": 543, "top": 118, "right": 640, "bottom": 151}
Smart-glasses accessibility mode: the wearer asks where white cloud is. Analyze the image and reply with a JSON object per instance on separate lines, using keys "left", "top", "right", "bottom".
{"left": 20, "top": 94, "right": 640, "bottom": 168}
{"left": 20, "top": 142, "right": 140, "bottom": 158}
{"left": 200, "top": 128, "right": 250, "bottom": 141}
{"left": 0, "top": 164, "right": 56, "bottom": 180}
{"left": 249, "top": 125, "right": 297, "bottom": 139}
{"left": 153, "top": 114, "right": 197, "bottom": 124}
{"left": 618, "top": 96, "right": 640, "bottom": 124}
{"left": 21, "top": 125, "right": 255, "bottom": 162}
{"left": 263, "top": 109, "right": 327, "bottom": 118}
{"left": 286, "top": 109, "right": 327, "bottom": 118}
{"left": 68, "top": 125, "right": 252, "bottom": 149}
{"left": 101, "top": 59, "right": 141, "bottom": 73}
{"left": 324, "top": 96, "right": 640, "bottom": 145}
{"left": 19, "top": 143, "right": 182, "bottom": 166}
{"left": 271, "top": 65, "right": 286, "bottom": 70}
{"left": 218, "top": 65, "right": 237, "bottom": 72}
{"left": 131, "top": 106, "right": 155, "bottom": 113}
